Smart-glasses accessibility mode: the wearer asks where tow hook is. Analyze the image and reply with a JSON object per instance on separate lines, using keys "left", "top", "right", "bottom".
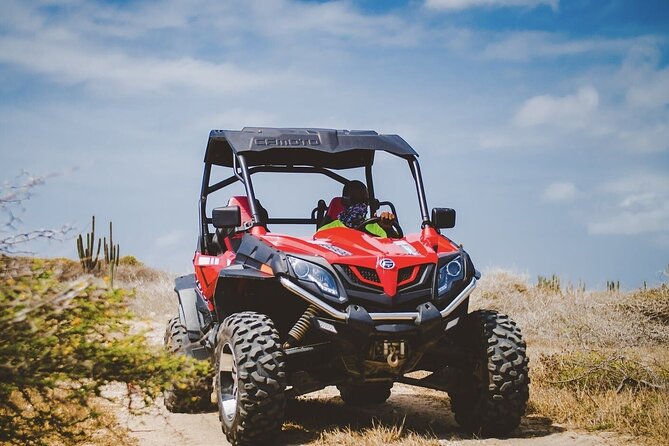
{"left": 382, "top": 340, "right": 405, "bottom": 368}
{"left": 387, "top": 351, "right": 400, "bottom": 368}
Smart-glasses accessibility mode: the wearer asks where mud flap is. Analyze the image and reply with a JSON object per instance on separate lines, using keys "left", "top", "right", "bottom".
{"left": 175, "top": 274, "right": 212, "bottom": 342}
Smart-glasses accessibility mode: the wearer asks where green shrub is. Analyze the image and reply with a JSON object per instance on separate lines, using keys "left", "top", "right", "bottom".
{"left": 0, "top": 255, "right": 210, "bottom": 445}
{"left": 118, "top": 255, "right": 142, "bottom": 267}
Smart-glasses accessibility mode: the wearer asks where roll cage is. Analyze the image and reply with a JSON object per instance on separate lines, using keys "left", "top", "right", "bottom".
{"left": 198, "top": 128, "right": 433, "bottom": 253}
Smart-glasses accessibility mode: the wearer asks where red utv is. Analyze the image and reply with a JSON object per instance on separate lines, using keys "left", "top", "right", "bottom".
{"left": 164, "top": 128, "right": 529, "bottom": 445}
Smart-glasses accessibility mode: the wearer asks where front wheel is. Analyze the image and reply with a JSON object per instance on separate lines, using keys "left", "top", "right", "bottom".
{"left": 449, "top": 310, "right": 529, "bottom": 437}
{"left": 215, "top": 312, "right": 286, "bottom": 446}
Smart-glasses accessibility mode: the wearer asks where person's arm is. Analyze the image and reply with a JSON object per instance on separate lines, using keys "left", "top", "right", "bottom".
{"left": 378, "top": 211, "right": 400, "bottom": 238}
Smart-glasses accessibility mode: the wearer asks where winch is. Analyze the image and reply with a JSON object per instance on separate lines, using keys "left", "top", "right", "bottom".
{"left": 370, "top": 339, "right": 408, "bottom": 368}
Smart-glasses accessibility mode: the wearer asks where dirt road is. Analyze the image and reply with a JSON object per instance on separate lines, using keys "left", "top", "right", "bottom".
{"left": 111, "top": 303, "right": 641, "bottom": 446}
{"left": 113, "top": 382, "right": 633, "bottom": 446}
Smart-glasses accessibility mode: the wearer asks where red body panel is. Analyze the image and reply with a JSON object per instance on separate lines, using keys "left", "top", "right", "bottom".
{"left": 194, "top": 224, "right": 458, "bottom": 303}
{"left": 193, "top": 251, "right": 236, "bottom": 309}
{"left": 195, "top": 189, "right": 457, "bottom": 302}
{"left": 228, "top": 196, "right": 254, "bottom": 227}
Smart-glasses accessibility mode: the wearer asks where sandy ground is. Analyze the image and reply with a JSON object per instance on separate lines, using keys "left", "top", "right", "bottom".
{"left": 102, "top": 281, "right": 650, "bottom": 446}
{"left": 110, "top": 382, "right": 636, "bottom": 446}
{"left": 107, "top": 319, "right": 637, "bottom": 446}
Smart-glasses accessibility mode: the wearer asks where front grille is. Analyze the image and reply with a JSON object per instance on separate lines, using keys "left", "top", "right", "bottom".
{"left": 398, "top": 264, "right": 429, "bottom": 291}
{"left": 337, "top": 265, "right": 382, "bottom": 289}
{"left": 339, "top": 265, "right": 363, "bottom": 286}
{"left": 397, "top": 266, "right": 414, "bottom": 283}
{"left": 358, "top": 267, "right": 380, "bottom": 283}
{"left": 336, "top": 263, "right": 432, "bottom": 295}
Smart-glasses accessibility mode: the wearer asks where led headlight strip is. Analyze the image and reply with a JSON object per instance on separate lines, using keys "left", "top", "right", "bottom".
{"left": 437, "top": 255, "right": 464, "bottom": 295}
{"left": 287, "top": 256, "right": 339, "bottom": 297}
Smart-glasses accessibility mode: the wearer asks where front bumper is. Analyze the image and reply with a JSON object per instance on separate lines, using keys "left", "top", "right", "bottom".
{"left": 280, "top": 275, "right": 477, "bottom": 323}
{"left": 280, "top": 275, "right": 477, "bottom": 380}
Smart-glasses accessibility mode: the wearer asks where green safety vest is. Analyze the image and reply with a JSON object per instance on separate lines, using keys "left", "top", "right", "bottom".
{"left": 318, "top": 219, "right": 387, "bottom": 238}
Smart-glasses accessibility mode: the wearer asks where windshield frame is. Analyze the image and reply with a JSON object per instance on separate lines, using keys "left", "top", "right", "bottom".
{"left": 198, "top": 151, "right": 431, "bottom": 251}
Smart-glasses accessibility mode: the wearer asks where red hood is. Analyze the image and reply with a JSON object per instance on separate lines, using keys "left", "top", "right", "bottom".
{"left": 259, "top": 227, "right": 459, "bottom": 297}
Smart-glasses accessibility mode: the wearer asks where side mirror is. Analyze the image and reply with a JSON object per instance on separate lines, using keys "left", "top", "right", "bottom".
{"left": 212, "top": 206, "right": 241, "bottom": 229}
{"left": 431, "top": 208, "right": 456, "bottom": 229}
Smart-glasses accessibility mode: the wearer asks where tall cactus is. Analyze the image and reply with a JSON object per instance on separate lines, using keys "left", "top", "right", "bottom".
{"left": 103, "top": 221, "right": 120, "bottom": 288}
{"left": 76, "top": 216, "right": 101, "bottom": 272}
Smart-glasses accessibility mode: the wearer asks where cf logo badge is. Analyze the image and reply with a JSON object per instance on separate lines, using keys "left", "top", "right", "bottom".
{"left": 379, "top": 258, "right": 395, "bottom": 270}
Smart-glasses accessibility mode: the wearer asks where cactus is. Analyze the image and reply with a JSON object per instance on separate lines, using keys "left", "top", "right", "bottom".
{"left": 537, "top": 274, "right": 561, "bottom": 293}
{"left": 103, "top": 221, "right": 120, "bottom": 288}
{"left": 76, "top": 216, "right": 101, "bottom": 272}
{"left": 566, "top": 280, "right": 586, "bottom": 294}
{"left": 606, "top": 280, "right": 620, "bottom": 292}
{"left": 103, "top": 221, "right": 120, "bottom": 267}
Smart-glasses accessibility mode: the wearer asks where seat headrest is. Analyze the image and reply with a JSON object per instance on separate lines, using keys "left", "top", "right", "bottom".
{"left": 326, "top": 197, "right": 345, "bottom": 220}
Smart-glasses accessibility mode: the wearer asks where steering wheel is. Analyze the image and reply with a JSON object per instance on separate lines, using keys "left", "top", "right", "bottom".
{"left": 355, "top": 216, "right": 404, "bottom": 238}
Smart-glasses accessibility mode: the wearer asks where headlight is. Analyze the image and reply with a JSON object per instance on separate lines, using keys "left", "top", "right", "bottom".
{"left": 437, "top": 255, "right": 463, "bottom": 295}
{"left": 287, "top": 256, "right": 339, "bottom": 297}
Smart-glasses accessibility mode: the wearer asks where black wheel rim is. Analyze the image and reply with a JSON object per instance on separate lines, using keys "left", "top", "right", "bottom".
{"left": 218, "top": 342, "right": 238, "bottom": 425}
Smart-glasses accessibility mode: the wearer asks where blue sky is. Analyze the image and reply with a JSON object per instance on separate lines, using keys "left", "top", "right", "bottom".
{"left": 1, "top": 0, "right": 668, "bottom": 288}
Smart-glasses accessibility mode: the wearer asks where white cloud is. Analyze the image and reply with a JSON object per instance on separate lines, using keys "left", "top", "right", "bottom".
{"left": 514, "top": 86, "right": 599, "bottom": 128}
{"left": 0, "top": 35, "right": 298, "bottom": 94}
{"left": 480, "top": 32, "right": 656, "bottom": 62}
{"left": 425, "top": 0, "right": 557, "bottom": 11}
{"left": 587, "top": 174, "right": 669, "bottom": 236}
{"left": 616, "top": 123, "right": 669, "bottom": 153}
{"left": 542, "top": 182, "right": 576, "bottom": 202}
{"left": 0, "top": 0, "right": 429, "bottom": 95}
{"left": 626, "top": 67, "right": 669, "bottom": 109}
{"left": 0, "top": 0, "right": 668, "bottom": 286}
{"left": 248, "top": 0, "right": 425, "bottom": 47}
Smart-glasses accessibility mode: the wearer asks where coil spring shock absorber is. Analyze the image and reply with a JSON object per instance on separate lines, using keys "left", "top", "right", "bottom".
{"left": 284, "top": 305, "right": 318, "bottom": 348}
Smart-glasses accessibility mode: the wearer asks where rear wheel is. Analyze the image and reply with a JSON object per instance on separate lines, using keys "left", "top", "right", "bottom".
{"left": 449, "top": 310, "right": 529, "bottom": 437}
{"left": 163, "top": 317, "right": 213, "bottom": 413}
{"left": 215, "top": 312, "right": 286, "bottom": 446}
{"left": 338, "top": 382, "right": 392, "bottom": 405}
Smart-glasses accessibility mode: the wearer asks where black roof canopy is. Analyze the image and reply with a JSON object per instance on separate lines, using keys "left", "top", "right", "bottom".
{"left": 204, "top": 127, "right": 418, "bottom": 169}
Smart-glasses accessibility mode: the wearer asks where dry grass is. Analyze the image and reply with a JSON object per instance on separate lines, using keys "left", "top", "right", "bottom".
{"left": 314, "top": 423, "right": 440, "bottom": 446}
{"left": 472, "top": 269, "right": 669, "bottom": 445}
{"left": 529, "top": 386, "right": 669, "bottom": 442}
{"left": 471, "top": 269, "right": 669, "bottom": 349}
{"left": 8, "top": 254, "right": 179, "bottom": 324}
{"left": 529, "top": 350, "right": 669, "bottom": 445}
{"left": 11, "top": 254, "right": 668, "bottom": 444}
{"left": 115, "top": 265, "right": 177, "bottom": 324}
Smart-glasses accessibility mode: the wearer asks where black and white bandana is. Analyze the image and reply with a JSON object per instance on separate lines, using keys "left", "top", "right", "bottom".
{"left": 338, "top": 203, "right": 368, "bottom": 228}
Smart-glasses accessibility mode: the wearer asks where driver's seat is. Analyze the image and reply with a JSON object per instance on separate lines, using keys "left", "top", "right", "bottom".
{"left": 317, "top": 197, "right": 345, "bottom": 229}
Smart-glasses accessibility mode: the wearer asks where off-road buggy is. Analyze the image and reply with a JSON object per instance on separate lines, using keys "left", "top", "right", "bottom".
{"left": 165, "top": 128, "right": 529, "bottom": 445}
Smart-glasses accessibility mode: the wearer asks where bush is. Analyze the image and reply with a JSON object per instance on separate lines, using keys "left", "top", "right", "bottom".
{"left": 536, "top": 350, "right": 669, "bottom": 393}
{"left": 531, "top": 349, "right": 669, "bottom": 445}
{"left": 118, "top": 255, "right": 143, "bottom": 267}
{"left": 0, "top": 255, "right": 210, "bottom": 445}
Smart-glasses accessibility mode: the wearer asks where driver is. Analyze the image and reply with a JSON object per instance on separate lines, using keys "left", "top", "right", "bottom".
{"left": 318, "top": 180, "right": 397, "bottom": 238}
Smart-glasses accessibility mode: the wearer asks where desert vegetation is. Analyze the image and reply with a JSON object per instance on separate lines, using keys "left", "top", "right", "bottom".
{"left": 472, "top": 268, "right": 669, "bottom": 445}
{"left": 0, "top": 255, "right": 209, "bottom": 445}
{"left": 119, "top": 263, "right": 669, "bottom": 445}
{"left": 1, "top": 247, "right": 667, "bottom": 445}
